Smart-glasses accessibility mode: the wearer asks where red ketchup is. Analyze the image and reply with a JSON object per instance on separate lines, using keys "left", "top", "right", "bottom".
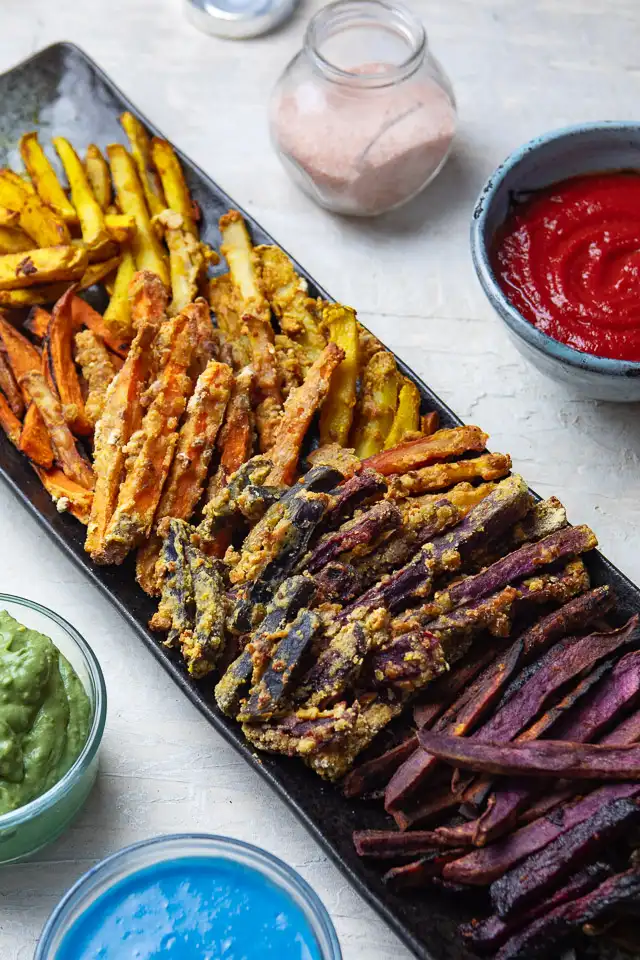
{"left": 493, "top": 172, "right": 640, "bottom": 362}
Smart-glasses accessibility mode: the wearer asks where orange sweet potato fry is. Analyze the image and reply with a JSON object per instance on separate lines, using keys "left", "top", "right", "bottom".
{"left": 209, "top": 365, "right": 254, "bottom": 495}
{"left": 102, "top": 310, "right": 197, "bottom": 564}
{"left": 363, "top": 425, "right": 489, "bottom": 476}
{"left": 136, "top": 359, "right": 233, "bottom": 593}
{"left": 33, "top": 466, "right": 94, "bottom": 524}
{"left": 421, "top": 411, "right": 440, "bottom": 436}
{"left": 24, "top": 306, "right": 51, "bottom": 341}
{"left": 47, "top": 288, "right": 93, "bottom": 436}
{"left": 0, "top": 313, "right": 54, "bottom": 468}
{"left": 0, "top": 390, "right": 22, "bottom": 448}
{"left": 266, "top": 341, "right": 345, "bottom": 487}
{"left": 242, "top": 312, "right": 283, "bottom": 452}
{"left": 70, "top": 296, "right": 128, "bottom": 358}
{"left": 0, "top": 349, "right": 24, "bottom": 417}
{"left": 20, "top": 371, "right": 94, "bottom": 489}
{"left": 85, "top": 319, "right": 160, "bottom": 562}
{"left": 129, "top": 269, "right": 168, "bottom": 332}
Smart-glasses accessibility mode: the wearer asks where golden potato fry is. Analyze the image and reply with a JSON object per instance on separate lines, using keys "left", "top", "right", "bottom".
{"left": 80, "top": 254, "right": 122, "bottom": 289}
{"left": 0, "top": 226, "right": 35, "bottom": 254}
{"left": 20, "top": 133, "right": 77, "bottom": 223}
{"left": 3, "top": 169, "right": 35, "bottom": 195}
{"left": 0, "top": 206, "right": 20, "bottom": 228}
{"left": 104, "top": 212, "right": 135, "bottom": 242}
{"left": 0, "top": 254, "right": 120, "bottom": 308}
{"left": 219, "top": 211, "right": 268, "bottom": 317}
{"left": 258, "top": 245, "right": 326, "bottom": 368}
{"left": 102, "top": 245, "right": 136, "bottom": 340}
{"left": 151, "top": 137, "right": 196, "bottom": 234}
{"left": 53, "top": 137, "right": 109, "bottom": 249}
{"left": 120, "top": 113, "right": 165, "bottom": 217}
{"left": 351, "top": 350, "right": 399, "bottom": 459}
{"left": 0, "top": 245, "right": 87, "bottom": 291}
{"left": 318, "top": 303, "right": 359, "bottom": 446}
{"left": 155, "top": 209, "right": 203, "bottom": 315}
{"left": 84, "top": 144, "right": 112, "bottom": 211}
{"left": 107, "top": 144, "right": 169, "bottom": 286}
{"left": 384, "top": 380, "right": 421, "bottom": 449}
{"left": 19, "top": 194, "right": 71, "bottom": 247}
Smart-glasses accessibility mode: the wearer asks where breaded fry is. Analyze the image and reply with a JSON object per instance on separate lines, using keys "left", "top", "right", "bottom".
{"left": 120, "top": 113, "right": 165, "bottom": 217}
{"left": 185, "top": 298, "right": 216, "bottom": 378}
{"left": 85, "top": 320, "right": 160, "bottom": 561}
{"left": 0, "top": 390, "right": 22, "bottom": 448}
{"left": 70, "top": 295, "right": 129, "bottom": 358}
{"left": 136, "top": 359, "right": 233, "bottom": 593}
{"left": 74, "top": 329, "right": 116, "bottom": 427}
{"left": 20, "top": 371, "right": 94, "bottom": 489}
{"left": 351, "top": 351, "right": 399, "bottom": 459}
{"left": 53, "top": 138, "right": 109, "bottom": 249}
{"left": 364, "top": 425, "right": 489, "bottom": 475}
{"left": 242, "top": 311, "right": 283, "bottom": 451}
{"left": 421, "top": 411, "right": 439, "bottom": 436}
{"left": 274, "top": 334, "right": 304, "bottom": 398}
{"left": 102, "top": 246, "right": 136, "bottom": 340}
{"left": 128, "top": 268, "right": 169, "bottom": 333}
{"left": 208, "top": 365, "right": 254, "bottom": 496}
{"left": 0, "top": 313, "right": 54, "bottom": 468}
{"left": 384, "top": 380, "right": 421, "bottom": 449}
{"left": 0, "top": 245, "right": 88, "bottom": 290}
{"left": 209, "top": 272, "right": 250, "bottom": 369}
{"left": 219, "top": 211, "right": 268, "bottom": 319}
{"left": 0, "top": 226, "right": 35, "bottom": 254}
{"left": 388, "top": 452, "right": 513, "bottom": 498}
{"left": 102, "top": 309, "right": 197, "bottom": 563}
{"left": 318, "top": 303, "right": 359, "bottom": 446}
{"left": 0, "top": 349, "right": 25, "bottom": 418}
{"left": 84, "top": 145, "right": 112, "bottom": 211}
{"left": 20, "top": 133, "right": 77, "bottom": 223}
{"left": 107, "top": 144, "right": 169, "bottom": 286}
{"left": 357, "top": 323, "right": 384, "bottom": 371}
{"left": 258, "top": 245, "right": 326, "bottom": 368}
{"left": 155, "top": 209, "right": 203, "bottom": 315}
{"left": 151, "top": 137, "right": 197, "bottom": 235}
{"left": 47, "top": 288, "right": 92, "bottom": 436}
{"left": 266, "top": 341, "right": 345, "bottom": 486}
{"left": 34, "top": 466, "right": 94, "bottom": 524}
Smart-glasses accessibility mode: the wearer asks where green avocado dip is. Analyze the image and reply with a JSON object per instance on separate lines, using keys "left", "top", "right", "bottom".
{"left": 0, "top": 611, "right": 91, "bottom": 816}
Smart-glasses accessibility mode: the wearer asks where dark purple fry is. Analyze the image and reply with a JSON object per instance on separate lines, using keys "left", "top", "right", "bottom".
{"left": 495, "top": 867, "right": 640, "bottom": 960}
{"left": 314, "top": 561, "right": 365, "bottom": 603}
{"left": 294, "top": 621, "right": 368, "bottom": 708}
{"left": 460, "top": 862, "right": 612, "bottom": 954}
{"left": 353, "top": 829, "right": 453, "bottom": 858}
{"left": 343, "top": 733, "right": 418, "bottom": 798}
{"left": 382, "top": 849, "right": 467, "bottom": 891}
{"left": 602, "top": 702, "right": 640, "bottom": 745}
{"left": 384, "top": 641, "right": 523, "bottom": 813}
{"left": 392, "top": 783, "right": 465, "bottom": 831}
{"left": 413, "top": 643, "right": 502, "bottom": 729}
{"left": 342, "top": 474, "right": 531, "bottom": 617}
{"left": 519, "top": 786, "right": 575, "bottom": 824}
{"left": 238, "top": 609, "right": 321, "bottom": 720}
{"left": 242, "top": 701, "right": 359, "bottom": 758}
{"left": 423, "top": 524, "right": 597, "bottom": 619}
{"left": 490, "top": 797, "right": 640, "bottom": 919}
{"left": 360, "top": 629, "right": 447, "bottom": 700}
{"left": 517, "top": 584, "right": 615, "bottom": 662}
{"left": 556, "top": 650, "right": 640, "bottom": 742}
{"left": 443, "top": 782, "right": 640, "bottom": 886}
{"left": 306, "top": 500, "right": 402, "bottom": 574}
{"left": 325, "top": 468, "right": 387, "bottom": 528}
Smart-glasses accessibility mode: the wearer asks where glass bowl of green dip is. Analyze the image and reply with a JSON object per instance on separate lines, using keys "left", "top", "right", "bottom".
{"left": 0, "top": 595, "right": 106, "bottom": 864}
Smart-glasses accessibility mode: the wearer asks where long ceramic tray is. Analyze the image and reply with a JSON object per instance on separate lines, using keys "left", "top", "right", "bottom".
{"left": 0, "top": 42, "right": 637, "bottom": 960}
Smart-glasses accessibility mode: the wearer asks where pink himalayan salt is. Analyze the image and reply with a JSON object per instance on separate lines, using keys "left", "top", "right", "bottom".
{"left": 274, "top": 63, "right": 456, "bottom": 215}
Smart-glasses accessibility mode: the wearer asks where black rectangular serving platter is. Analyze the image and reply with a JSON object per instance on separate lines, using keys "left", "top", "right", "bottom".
{"left": 0, "top": 43, "right": 637, "bottom": 960}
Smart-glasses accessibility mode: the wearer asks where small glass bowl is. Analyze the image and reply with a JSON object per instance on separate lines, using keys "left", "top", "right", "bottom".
{"left": 36, "top": 833, "right": 343, "bottom": 959}
{"left": 0, "top": 595, "right": 106, "bottom": 864}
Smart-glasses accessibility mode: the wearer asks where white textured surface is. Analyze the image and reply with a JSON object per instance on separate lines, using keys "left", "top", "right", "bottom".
{"left": 1, "top": 1, "right": 640, "bottom": 957}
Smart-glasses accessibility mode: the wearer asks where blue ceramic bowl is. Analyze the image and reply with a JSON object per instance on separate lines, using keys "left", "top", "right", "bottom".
{"left": 471, "top": 122, "right": 640, "bottom": 402}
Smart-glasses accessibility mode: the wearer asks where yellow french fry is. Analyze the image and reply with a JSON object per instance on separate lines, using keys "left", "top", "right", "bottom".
{"left": 20, "top": 132, "right": 77, "bottom": 223}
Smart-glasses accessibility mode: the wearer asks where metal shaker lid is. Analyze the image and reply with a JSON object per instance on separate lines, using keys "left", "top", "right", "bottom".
{"left": 184, "top": 0, "right": 299, "bottom": 39}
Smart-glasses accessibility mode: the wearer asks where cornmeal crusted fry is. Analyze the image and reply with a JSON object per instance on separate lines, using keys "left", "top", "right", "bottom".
{"left": 19, "top": 133, "right": 77, "bottom": 223}
{"left": 102, "top": 308, "right": 197, "bottom": 563}
{"left": 120, "top": 113, "right": 165, "bottom": 217}
{"left": 149, "top": 518, "right": 194, "bottom": 642}
{"left": 70, "top": 294, "right": 129, "bottom": 358}
{"left": 274, "top": 334, "right": 304, "bottom": 398}
{"left": 180, "top": 545, "right": 228, "bottom": 677}
{"left": 73, "top": 329, "right": 116, "bottom": 428}
{"left": 102, "top": 246, "right": 136, "bottom": 340}
{"left": 151, "top": 137, "right": 197, "bottom": 235}
{"left": 351, "top": 350, "right": 399, "bottom": 458}
{"left": 47, "top": 287, "right": 93, "bottom": 436}
{"left": 53, "top": 137, "right": 109, "bottom": 249}
{"left": 107, "top": 143, "right": 169, "bottom": 286}
{"left": 266, "top": 341, "right": 344, "bottom": 486}
{"left": 156, "top": 209, "right": 204, "bottom": 316}
{"left": 318, "top": 303, "right": 358, "bottom": 446}
{"left": 364, "top": 425, "right": 489, "bottom": 476}
{"left": 384, "top": 380, "right": 421, "bottom": 449}
{"left": 0, "top": 245, "right": 88, "bottom": 290}
{"left": 84, "top": 144, "right": 112, "bottom": 211}
{"left": 388, "top": 452, "right": 512, "bottom": 498}
{"left": 135, "top": 358, "right": 233, "bottom": 594}
{"left": 128, "top": 268, "right": 168, "bottom": 333}
{"left": 209, "top": 273, "right": 251, "bottom": 369}
{"left": 34, "top": 466, "right": 94, "bottom": 524}
{"left": 257, "top": 244, "right": 326, "bottom": 368}
{"left": 19, "top": 371, "right": 94, "bottom": 489}
{"left": 85, "top": 318, "right": 161, "bottom": 561}
{"left": 242, "top": 311, "right": 283, "bottom": 452}
{"left": 357, "top": 324, "right": 384, "bottom": 370}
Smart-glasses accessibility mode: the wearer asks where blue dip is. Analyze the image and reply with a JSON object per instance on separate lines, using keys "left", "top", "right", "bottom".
{"left": 57, "top": 855, "right": 322, "bottom": 959}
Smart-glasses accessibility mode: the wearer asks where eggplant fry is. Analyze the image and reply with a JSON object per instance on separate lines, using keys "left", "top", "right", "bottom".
{"left": 102, "top": 309, "right": 196, "bottom": 563}
{"left": 73, "top": 329, "right": 116, "bottom": 428}
{"left": 179, "top": 545, "right": 228, "bottom": 677}
{"left": 149, "top": 518, "right": 194, "bottom": 644}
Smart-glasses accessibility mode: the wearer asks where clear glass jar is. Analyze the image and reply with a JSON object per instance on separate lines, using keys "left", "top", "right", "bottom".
{"left": 270, "top": 0, "right": 457, "bottom": 216}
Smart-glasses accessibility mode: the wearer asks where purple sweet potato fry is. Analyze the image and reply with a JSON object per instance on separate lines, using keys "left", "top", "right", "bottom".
{"left": 342, "top": 733, "right": 418, "bottom": 798}
{"left": 353, "top": 829, "right": 453, "bottom": 858}
{"left": 382, "top": 848, "right": 468, "bottom": 891}
{"left": 306, "top": 500, "right": 402, "bottom": 573}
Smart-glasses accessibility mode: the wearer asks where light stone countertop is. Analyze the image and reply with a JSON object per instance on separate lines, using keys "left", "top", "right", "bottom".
{"left": 1, "top": 0, "right": 640, "bottom": 957}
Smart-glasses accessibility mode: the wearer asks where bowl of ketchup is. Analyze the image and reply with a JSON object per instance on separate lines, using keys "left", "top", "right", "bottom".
{"left": 471, "top": 122, "right": 640, "bottom": 401}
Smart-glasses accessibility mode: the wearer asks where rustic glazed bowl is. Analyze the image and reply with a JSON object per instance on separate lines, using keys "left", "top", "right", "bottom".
{"left": 471, "top": 122, "right": 640, "bottom": 402}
